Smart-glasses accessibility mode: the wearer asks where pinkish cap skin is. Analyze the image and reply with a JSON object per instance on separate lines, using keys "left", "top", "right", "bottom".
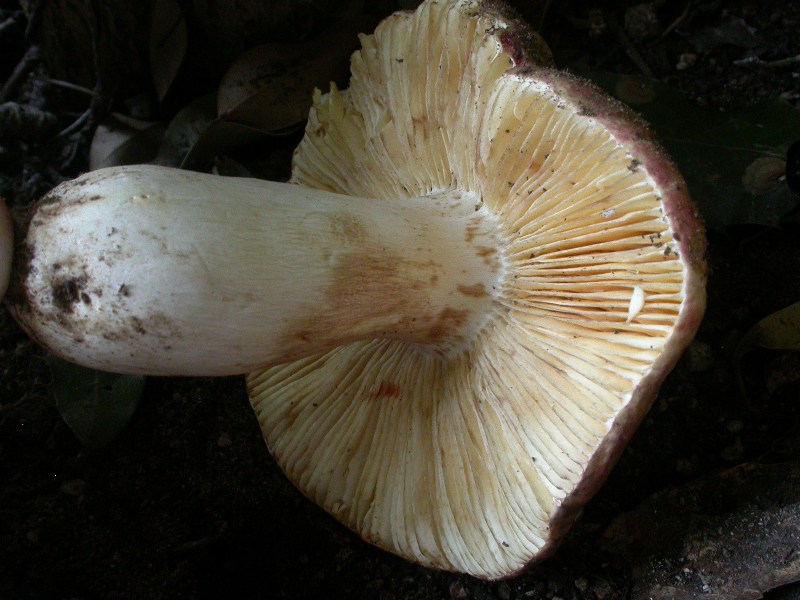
{"left": 478, "top": 6, "right": 708, "bottom": 576}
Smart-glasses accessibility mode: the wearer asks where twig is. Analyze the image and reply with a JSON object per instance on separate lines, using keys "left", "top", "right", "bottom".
{"left": 733, "top": 54, "right": 800, "bottom": 69}
{"left": 45, "top": 79, "right": 96, "bottom": 96}
{"left": 0, "top": 11, "right": 23, "bottom": 38}
{"left": 55, "top": 107, "right": 91, "bottom": 139}
{"left": 23, "top": 0, "right": 44, "bottom": 41}
{"left": 611, "top": 19, "right": 654, "bottom": 78}
{"left": 0, "top": 45, "right": 41, "bottom": 103}
{"left": 657, "top": 0, "right": 695, "bottom": 42}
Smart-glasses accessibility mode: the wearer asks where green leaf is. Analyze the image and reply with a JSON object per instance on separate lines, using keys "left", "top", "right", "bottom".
{"left": 583, "top": 72, "right": 800, "bottom": 230}
{"left": 47, "top": 356, "right": 145, "bottom": 448}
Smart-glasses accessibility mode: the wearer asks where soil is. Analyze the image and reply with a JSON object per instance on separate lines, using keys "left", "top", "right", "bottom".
{"left": 1, "top": 1, "right": 799, "bottom": 599}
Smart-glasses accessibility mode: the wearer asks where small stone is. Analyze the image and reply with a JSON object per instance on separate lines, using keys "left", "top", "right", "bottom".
{"left": 498, "top": 582, "right": 512, "bottom": 600}
{"left": 593, "top": 580, "right": 614, "bottom": 599}
{"left": 676, "top": 53, "right": 697, "bottom": 70}
{"left": 625, "top": 3, "right": 660, "bottom": 42}
{"left": 720, "top": 437, "right": 745, "bottom": 461}
{"left": 726, "top": 420, "right": 743, "bottom": 433}
{"left": 60, "top": 478, "right": 86, "bottom": 497}
{"left": 675, "top": 456, "right": 699, "bottom": 475}
{"left": 449, "top": 581, "right": 468, "bottom": 599}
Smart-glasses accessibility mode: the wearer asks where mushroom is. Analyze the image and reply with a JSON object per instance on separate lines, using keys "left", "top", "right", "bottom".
{"left": 6, "top": 0, "right": 706, "bottom": 580}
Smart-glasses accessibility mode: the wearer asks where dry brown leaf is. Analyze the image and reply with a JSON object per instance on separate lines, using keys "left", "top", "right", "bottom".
{"left": 737, "top": 301, "right": 800, "bottom": 353}
{"left": 180, "top": 119, "right": 271, "bottom": 171}
{"left": 217, "top": 15, "right": 374, "bottom": 131}
{"left": 734, "top": 301, "right": 800, "bottom": 403}
{"left": 150, "top": 94, "right": 274, "bottom": 170}
{"left": 89, "top": 113, "right": 164, "bottom": 170}
{"left": 149, "top": 0, "right": 188, "bottom": 102}
{"left": 217, "top": 42, "right": 311, "bottom": 118}
{"left": 153, "top": 95, "right": 217, "bottom": 167}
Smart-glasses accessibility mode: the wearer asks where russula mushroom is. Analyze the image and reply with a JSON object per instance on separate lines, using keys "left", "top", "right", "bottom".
{"left": 6, "top": 0, "right": 706, "bottom": 580}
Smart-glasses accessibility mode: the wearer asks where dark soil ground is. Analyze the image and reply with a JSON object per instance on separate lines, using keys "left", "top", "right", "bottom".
{"left": 1, "top": 1, "right": 800, "bottom": 599}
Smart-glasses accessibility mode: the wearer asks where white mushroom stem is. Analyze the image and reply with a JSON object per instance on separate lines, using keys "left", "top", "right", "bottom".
{"left": 0, "top": 199, "right": 12, "bottom": 302}
{"left": 11, "top": 165, "right": 505, "bottom": 375}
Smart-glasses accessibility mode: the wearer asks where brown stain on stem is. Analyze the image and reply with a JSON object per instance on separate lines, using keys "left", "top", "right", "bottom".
{"left": 427, "top": 307, "right": 468, "bottom": 343}
{"left": 279, "top": 210, "right": 452, "bottom": 355}
{"left": 278, "top": 209, "right": 497, "bottom": 360}
{"left": 281, "top": 248, "right": 446, "bottom": 354}
{"left": 457, "top": 283, "right": 488, "bottom": 298}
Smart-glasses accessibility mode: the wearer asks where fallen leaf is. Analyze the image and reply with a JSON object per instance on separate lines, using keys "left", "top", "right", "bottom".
{"left": 48, "top": 355, "right": 145, "bottom": 448}
{"left": 212, "top": 156, "right": 255, "bottom": 178}
{"left": 153, "top": 94, "right": 290, "bottom": 170}
{"left": 217, "top": 15, "right": 374, "bottom": 132}
{"left": 180, "top": 119, "right": 272, "bottom": 171}
{"left": 787, "top": 140, "right": 800, "bottom": 197}
{"left": 736, "top": 301, "right": 800, "bottom": 355}
{"left": 153, "top": 94, "right": 217, "bottom": 167}
{"left": 149, "top": 0, "right": 188, "bottom": 102}
{"left": 687, "top": 17, "right": 762, "bottom": 53}
{"left": 89, "top": 113, "right": 164, "bottom": 170}
{"left": 734, "top": 301, "right": 800, "bottom": 401}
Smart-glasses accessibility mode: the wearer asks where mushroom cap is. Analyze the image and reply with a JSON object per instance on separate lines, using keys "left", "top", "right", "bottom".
{"left": 248, "top": 0, "right": 706, "bottom": 579}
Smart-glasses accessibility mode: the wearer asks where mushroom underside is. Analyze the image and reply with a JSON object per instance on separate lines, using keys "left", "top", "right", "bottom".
{"left": 248, "top": 0, "right": 705, "bottom": 580}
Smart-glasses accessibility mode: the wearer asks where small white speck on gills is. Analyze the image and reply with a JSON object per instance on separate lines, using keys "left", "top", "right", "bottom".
{"left": 626, "top": 285, "right": 646, "bottom": 323}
